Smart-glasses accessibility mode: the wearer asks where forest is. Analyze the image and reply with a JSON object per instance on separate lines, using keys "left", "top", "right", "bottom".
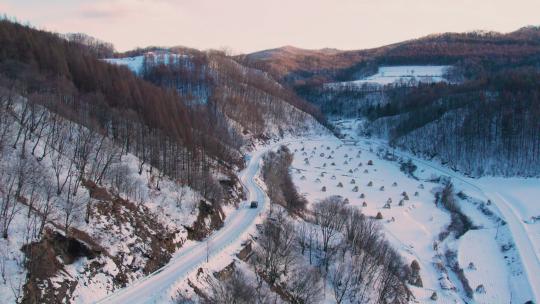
{"left": 0, "top": 19, "right": 336, "bottom": 302}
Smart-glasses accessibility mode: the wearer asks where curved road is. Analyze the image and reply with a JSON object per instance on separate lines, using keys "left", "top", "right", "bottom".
{"left": 96, "top": 143, "right": 272, "bottom": 304}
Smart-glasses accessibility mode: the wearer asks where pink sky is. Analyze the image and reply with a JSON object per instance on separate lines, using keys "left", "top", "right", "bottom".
{"left": 3, "top": 0, "right": 540, "bottom": 53}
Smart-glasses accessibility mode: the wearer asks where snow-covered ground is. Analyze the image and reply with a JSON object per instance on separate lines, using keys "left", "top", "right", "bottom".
{"left": 457, "top": 230, "right": 510, "bottom": 304}
{"left": 103, "top": 53, "right": 188, "bottom": 75}
{"left": 104, "top": 56, "right": 145, "bottom": 74}
{"left": 326, "top": 65, "right": 450, "bottom": 87}
{"left": 479, "top": 177, "right": 540, "bottom": 255}
{"left": 283, "top": 119, "right": 538, "bottom": 303}
{"left": 287, "top": 136, "right": 463, "bottom": 303}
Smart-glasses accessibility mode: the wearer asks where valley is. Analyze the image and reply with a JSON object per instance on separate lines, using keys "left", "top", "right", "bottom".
{"left": 98, "top": 118, "right": 539, "bottom": 304}
{"left": 0, "top": 12, "right": 539, "bottom": 304}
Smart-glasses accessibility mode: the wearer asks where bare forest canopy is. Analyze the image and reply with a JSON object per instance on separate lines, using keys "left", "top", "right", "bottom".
{"left": 0, "top": 19, "right": 329, "bottom": 193}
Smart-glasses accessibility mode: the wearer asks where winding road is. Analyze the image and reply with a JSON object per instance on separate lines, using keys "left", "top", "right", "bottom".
{"left": 96, "top": 143, "right": 272, "bottom": 304}
{"left": 95, "top": 131, "right": 539, "bottom": 303}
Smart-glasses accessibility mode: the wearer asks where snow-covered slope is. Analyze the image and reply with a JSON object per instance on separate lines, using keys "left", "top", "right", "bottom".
{"left": 103, "top": 56, "right": 145, "bottom": 74}
{"left": 0, "top": 96, "right": 216, "bottom": 303}
{"left": 327, "top": 65, "right": 450, "bottom": 88}
{"left": 103, "top": 53, "right": 188, "bottom": 75}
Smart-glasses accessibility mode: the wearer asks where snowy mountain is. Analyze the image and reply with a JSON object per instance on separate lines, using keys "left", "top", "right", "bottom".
{"left": 325, "top": 65, "right": 451, "bottom": 87}
{"left": 255, "top": 30, "right": 540, "bottom": 177}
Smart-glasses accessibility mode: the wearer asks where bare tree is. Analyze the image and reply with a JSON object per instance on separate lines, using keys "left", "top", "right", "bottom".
{"left": 60, "top": 173, "right": 83, "bottom": 234}
{"left": 329, "top": 253, "right": 362, "bottom": 304}
{"left": 50, "top": 122, "right": 76, "bottom": 195}
{"left": 288, "top": 266, "right": 323, "bottom": 304}
{"left": 204, "top": 269, "right": 256, "bottom": 304}
{"left": 254, "top": 212, "right": 296, "bottom": 284}
{"left": 37, "top": 185, "right": 54, "bottom": 237}
{"left": 0, "top": 161, "right": 24, "bottom": 239}
{"left": 313, "top": 196, "right": 348, "bottom": 271}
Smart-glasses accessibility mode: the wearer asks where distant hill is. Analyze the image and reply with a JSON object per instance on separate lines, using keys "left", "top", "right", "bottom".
{"left": 242, "top": 26, "right": 540, "bottom": 177}
{"left": 242, "top": 26, "right": 540, "bottom": 85}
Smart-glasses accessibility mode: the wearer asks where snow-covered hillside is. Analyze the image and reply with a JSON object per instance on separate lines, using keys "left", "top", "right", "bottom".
{"left": 104, "top": 56, "right": 145, "bottom": 74}
{"left": 0, "top": 95, "right": 230, "bottom": 303}
{"left": 326, "top": 65, "right": 450, "bottom": 88}
{"left": 103, "top": 52, "right": 188, "bottom": 75}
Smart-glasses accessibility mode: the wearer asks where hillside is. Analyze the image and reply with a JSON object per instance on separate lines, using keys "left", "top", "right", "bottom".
{"left": 244, "top": 26, "right": 540, "bottom": 85}
{"left": 0, "top": 20, "right": 326, "bottom": 303}
{"left": 1, "top": 15, "right": 540, "bottom": 304}
{"left": 248, "top": 27, "right": 540, "bottom": 177}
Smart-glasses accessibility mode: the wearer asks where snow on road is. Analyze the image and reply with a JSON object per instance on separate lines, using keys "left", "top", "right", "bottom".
{"left": 96, "top": 141, "right": 278, "bottom": 304}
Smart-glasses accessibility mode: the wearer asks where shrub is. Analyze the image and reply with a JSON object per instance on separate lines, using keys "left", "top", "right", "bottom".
{"left": 262, "top": 146, "right": 307, "bottom": 214}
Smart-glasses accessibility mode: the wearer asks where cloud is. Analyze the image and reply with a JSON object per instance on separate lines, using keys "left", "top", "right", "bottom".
{"left": 76, "top": 0, "right": 182, "bottom": 21}
{"left": 78, "top": 1, "right": 138, "bottom": 20}
{"left": 4, "top": 0, "right": 540, "bottom": 53}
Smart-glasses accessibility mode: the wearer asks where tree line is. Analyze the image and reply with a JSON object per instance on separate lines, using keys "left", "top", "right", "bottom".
{"left": 366, "top": 67, "right": 540, "bottom": 176}
{"left": 0, "top": 19, "right": 240, "bottom": 194}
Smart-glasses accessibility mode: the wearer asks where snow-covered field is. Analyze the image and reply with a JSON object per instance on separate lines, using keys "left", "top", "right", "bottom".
{"left": 103, "top": 53, "right": 188, "bottom": 75}
{"left": 283, "top": 119, "right": 538, "bottom": 303}
{"left": 327, "top": 65, "right": 450, "bottom": 87}
{"left": 104, "top": 56, "right": 145, "bottom": 74}
{"left": 479, "top": 177, "right": 540, "bottom": 255}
